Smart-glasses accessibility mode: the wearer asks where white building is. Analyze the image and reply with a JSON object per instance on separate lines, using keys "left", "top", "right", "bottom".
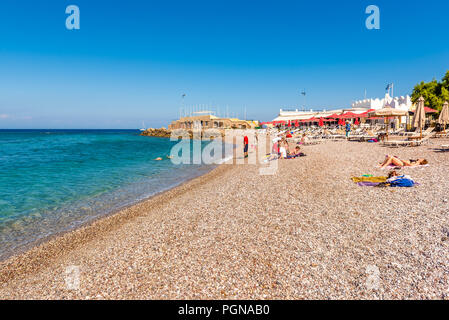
{"left": 272, "top": 93, "right": 412, "bottom": 124}
{"left": 351, "top": 93, "right": 412, "bottom": 112}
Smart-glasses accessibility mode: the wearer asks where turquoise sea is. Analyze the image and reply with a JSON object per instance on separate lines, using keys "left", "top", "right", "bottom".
{"left": 0, "top": 130, "right": 223, "bottom": 260}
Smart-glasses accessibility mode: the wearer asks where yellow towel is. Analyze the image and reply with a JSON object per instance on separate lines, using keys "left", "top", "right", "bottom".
{"left": 351, "top": 176, "right": 387, "bottom": 183}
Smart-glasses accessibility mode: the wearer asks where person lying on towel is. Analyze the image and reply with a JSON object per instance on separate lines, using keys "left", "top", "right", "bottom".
{"left": 285, "top": 146, "right": 305, "bottom": 159}
{"left": 380, "top": 155, "right": 428, "bottom": 169}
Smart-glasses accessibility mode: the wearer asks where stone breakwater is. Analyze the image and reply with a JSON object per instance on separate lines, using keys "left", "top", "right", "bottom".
{"left": 140, "top": 128, "right": 172, "bottom": 138}
{"left": 141, "top": 128, "right": 226, "bottom": 140}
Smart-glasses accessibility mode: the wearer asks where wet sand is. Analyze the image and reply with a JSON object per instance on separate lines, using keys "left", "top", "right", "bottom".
{"left": 1, "top": 139, "right": 449, "bottom": 299}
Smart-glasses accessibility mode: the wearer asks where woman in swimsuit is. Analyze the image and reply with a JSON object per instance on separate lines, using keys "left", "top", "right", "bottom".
{"left": 380, "top": 155, "right": 428, "bottom": 169}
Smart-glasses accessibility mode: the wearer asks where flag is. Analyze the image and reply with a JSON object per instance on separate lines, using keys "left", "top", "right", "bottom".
{"left": 385, "top": 84, "right": 392, "bottom": 91}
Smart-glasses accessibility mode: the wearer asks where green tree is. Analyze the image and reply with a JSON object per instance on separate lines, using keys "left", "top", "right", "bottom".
{"left": 442, "top": 71, "right": 449, "bottom": 89}
{"left": 411, "top": 70, "right": 449, "bottom": 111}
{"left": 442, "top": 87, "right": 449, "bottom": 104}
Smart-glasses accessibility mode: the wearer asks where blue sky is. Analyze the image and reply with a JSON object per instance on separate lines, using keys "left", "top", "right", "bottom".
{"left": 0, "top": 0, "right": 448, "bottom": 128}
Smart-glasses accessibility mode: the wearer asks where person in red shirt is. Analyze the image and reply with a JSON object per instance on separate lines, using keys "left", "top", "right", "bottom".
{"left": 243, "top": 135, "right": 249, "bottom": 158}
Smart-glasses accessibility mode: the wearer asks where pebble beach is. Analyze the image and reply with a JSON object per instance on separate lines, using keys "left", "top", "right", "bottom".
{"left": 1, "top": 139, "right": 449, "bottom": 300}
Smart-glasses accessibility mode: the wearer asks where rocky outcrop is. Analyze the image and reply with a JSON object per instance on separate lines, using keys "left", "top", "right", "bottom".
{"left": 141, "top": 128, "right": 225, "bottom": 140}
{"left": 140, "top": 128, "right": 171, "bottom": 138}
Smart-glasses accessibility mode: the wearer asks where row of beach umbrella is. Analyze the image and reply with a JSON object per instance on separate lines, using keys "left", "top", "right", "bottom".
{"left": 262, "top": 99, "right": 448, "bottom": 134}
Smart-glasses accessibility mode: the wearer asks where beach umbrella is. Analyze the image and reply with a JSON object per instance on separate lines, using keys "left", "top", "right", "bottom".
{"left": 341, "top": 112, "right": 359, "bottom": 119}
{"left": 357, "top": 109, "right": 374, "bottom": 118}
{"left": 367, "top": 107, "right": 408, "bottom": 117}
{"left": 438, "top": 101, "right": 449, "bottom": 133}
{"left": 354, "top": 118, "right": 360, "bottom": 126}
{"left": 412, "top": 96, "right": 426, "bottom": 139}
{"left": 295, "top": 120, "right": 299, "bottom": 127}
{"left": 318, "top": 117, "right": 324, "bottom": 127}
{"left": 326, "top": 113, "right": 342, "bottom": 119}
{"left": 288, "top": 120, "right": 291, "bottom": 127}
{"left": 368, "top": 106, "right": 408, "bottom": 139}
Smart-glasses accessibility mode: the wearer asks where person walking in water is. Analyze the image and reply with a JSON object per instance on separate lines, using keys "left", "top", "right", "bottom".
{"left": 243, "top": 135, "right": 249, "bottom": 158}
{"left": 345, "top": 121, "right": 351, "bottom": 140}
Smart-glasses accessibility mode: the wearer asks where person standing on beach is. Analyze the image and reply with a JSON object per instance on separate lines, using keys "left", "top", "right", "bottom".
{"left": 243, "top": 135, "right": 249, "bottom": 158}
{"left": 345, "top": 121, "right": 351, "bottom": 140}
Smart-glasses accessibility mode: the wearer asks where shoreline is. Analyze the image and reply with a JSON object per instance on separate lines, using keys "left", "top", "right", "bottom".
{"left": 1, "top": 140, "right": 449, "bottom": 299}
{"left": 0, "top": 162, "right": 218, "bottom": 263}
{"left": 0, "top": 163, "right": 234, "bottom": 284}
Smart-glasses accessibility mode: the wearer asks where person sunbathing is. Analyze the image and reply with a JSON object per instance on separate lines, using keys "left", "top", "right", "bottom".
{"left": 380, "top": 155, "right": 428, "bottom": 169}
{"left": 285, "top": 146, "right": 305, "bottom": 159}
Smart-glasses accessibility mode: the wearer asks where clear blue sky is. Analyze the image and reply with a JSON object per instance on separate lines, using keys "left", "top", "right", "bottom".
{"left": 0, "top": 0, "right": 448, "bottom": 128}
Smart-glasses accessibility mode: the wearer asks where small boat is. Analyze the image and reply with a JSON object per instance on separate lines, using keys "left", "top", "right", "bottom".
{"left": 139, "top": 121, "right": 146, "bottom": 131}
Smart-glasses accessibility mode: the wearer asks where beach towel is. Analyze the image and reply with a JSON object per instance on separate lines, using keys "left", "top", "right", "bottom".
{"left": 379, "top": 164, "right": 430, "bottom": 170}
{"left": 357, "top": 182, "right": 382, "bottom": 187}
{"left": 386, "top": 175, "right": 417, "bottom": 187}
{"left": 285, "top": 153, "right": 306, "bottom": 159}
{"left": 351, "top": 176, "right": 387, "bottom": 183}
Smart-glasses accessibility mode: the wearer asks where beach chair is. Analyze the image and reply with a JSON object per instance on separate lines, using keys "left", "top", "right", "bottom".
{"left": 384, "top": 132, "right": 435, "bottom": 147}
{"left": 413, "top": 133, "right": 435, "bottom": 146}
{"left": 383, "top": 140, "right": 412, "bottom": 147}
{"left": 435, "top": 132, "right": 449, "bottom": 138}
{"left": 401, "top": 129, "right": 419, "bottom": 137}
{"left": 409, "top": 127, "right": 435, "bottom": 139}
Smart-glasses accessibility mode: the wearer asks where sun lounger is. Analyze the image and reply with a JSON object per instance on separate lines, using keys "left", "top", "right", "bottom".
{"left": 384, "top": 133, "right": 435, "bottom": 147}
{"left": 408, "top": 127, "right": 435, "bottom": 139}
{"left": 435, "top": 132, "right": 449, "bottom": 138}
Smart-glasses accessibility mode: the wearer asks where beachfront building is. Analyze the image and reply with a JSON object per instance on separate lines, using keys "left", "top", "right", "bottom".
{"left": 351, "top": 94, "right": 412, "bottom": 111}
{"left": 352, "top": 93, "right": 413, "bottom": 126}
{"left": 271, "top": 93, "right": 413, "bottom": 126}
{"left": 168, "top": 111, "right": 259, "bottom": 130}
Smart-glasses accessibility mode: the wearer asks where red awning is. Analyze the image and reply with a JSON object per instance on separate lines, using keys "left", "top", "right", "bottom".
{"left": 410, "top": 107, "right": 438, "bottom": 113}
{"left": 425, "top": 107, "right": 438, "bottom": 113}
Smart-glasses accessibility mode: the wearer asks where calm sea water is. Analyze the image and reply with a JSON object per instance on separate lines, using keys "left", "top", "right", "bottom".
{"left": 0, "top": 129, "right": 223, "bottom": 260}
